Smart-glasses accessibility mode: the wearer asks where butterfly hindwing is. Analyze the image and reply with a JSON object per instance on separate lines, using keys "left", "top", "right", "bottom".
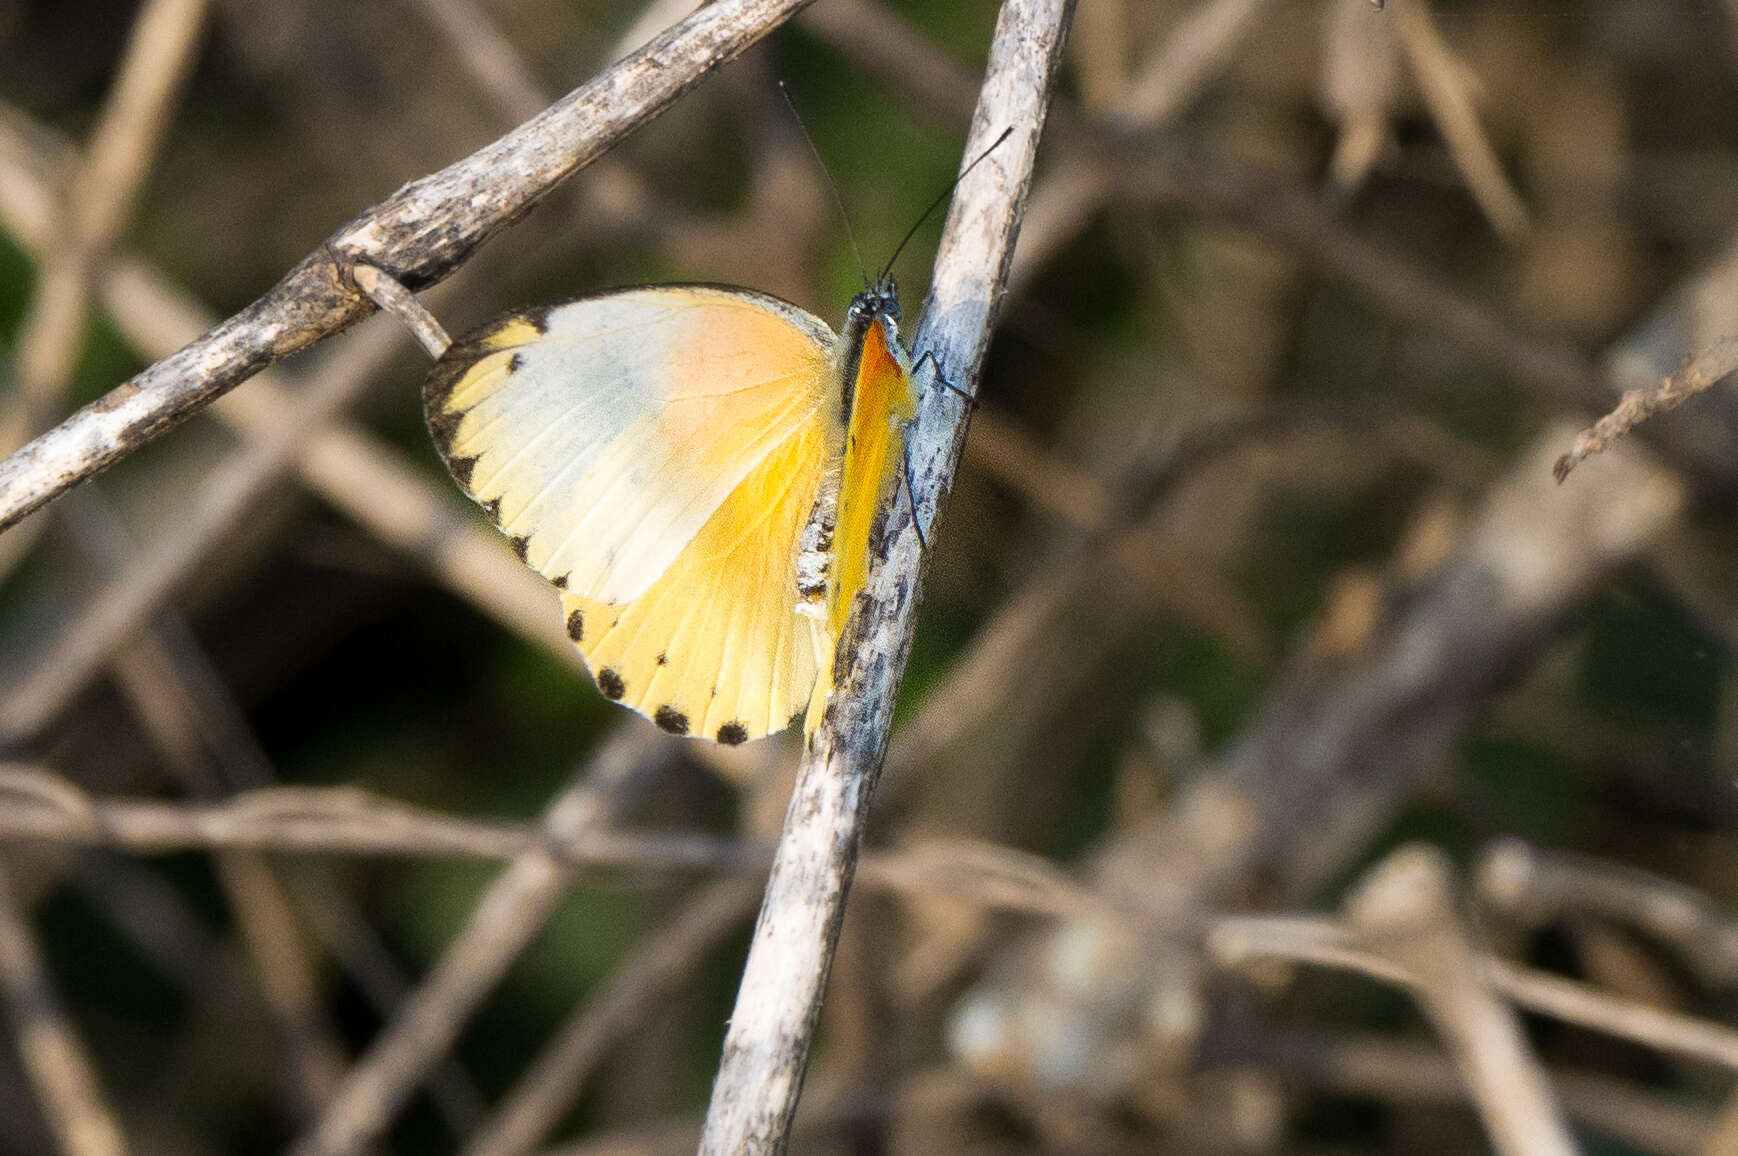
{"left": 559, "top": 424, "right": 829, "bottom": 743}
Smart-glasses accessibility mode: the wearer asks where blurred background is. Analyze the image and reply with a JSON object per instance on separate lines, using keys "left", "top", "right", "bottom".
{"left": 3, "top": 0, "right": 1738, "bottom": 1153}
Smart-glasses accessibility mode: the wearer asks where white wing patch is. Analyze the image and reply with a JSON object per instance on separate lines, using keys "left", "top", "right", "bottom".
{"left": 426, "top": 287, "right": 836, "bottom": 604}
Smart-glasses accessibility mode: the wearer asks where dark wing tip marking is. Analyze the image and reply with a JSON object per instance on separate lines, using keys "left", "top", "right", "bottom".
{"left": 565, "top": 610, "right": 584, "bottom": 642}
{"left": 654, "top": 705, "right": 690, "bottom": 735}
{"left": 551, "top": 574, "right": 567, "bottom": 590}
{"left": 423, "top": 319, "right": 522, "bottom": 415}
{"left": 509, "top": 535, "right": 530, "bottom": 562}
{"left": 426, "top": 408, "right": 464, "bottom": 459}
{"left": 717, "top": 722, "right": 749, "bottom": 746}
{"left": 597, "top": 668, "right": 625, "bottom": 699}
{"left": 421, "top": 308, "right": 541, "bottom": 477}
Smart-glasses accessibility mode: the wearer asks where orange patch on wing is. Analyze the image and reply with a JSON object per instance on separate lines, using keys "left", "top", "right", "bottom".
{"left": 660, "top": 306, "right": 830, "bottom": 474}
{"left": 830, "top": 319, "right": 917, "bottom": 640}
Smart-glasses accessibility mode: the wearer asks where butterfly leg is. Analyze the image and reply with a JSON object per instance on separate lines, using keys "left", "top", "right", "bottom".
{"left": 914, "top": 351, "right": 976, "bottom": 407}
{"left": 901, "top": 441, "right": 928, "bottom": 551}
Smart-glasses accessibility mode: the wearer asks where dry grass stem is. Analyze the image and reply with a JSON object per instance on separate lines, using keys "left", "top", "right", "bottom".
{"left": 0, "top": 863, "right": 130, "bottom": 1156}
{"left": 1387, "top": 0, "right": 1529, "bottom": 238}
{"left": 6, "top": 0, "right": 210, "bottom": 434}
{"left": 289, "top": 730, "right": 672, "bottom": 1156}
{"left": 1555, "top": 336, "right": 1738, "bottom": 481}
{"left": 1213, "top": 909, "right": 1738, "bottom": 1072}
{"left": 0, "top": 763, "right": 744, "bottom": 868}
{"left": 1247, "top": 1034, "right": 1712, "bottom": 1154}
{"left": 1321, "top": 0, "right": 1401, "bottom": 192}
{"left": 1479, "top": 838, "right": 1738, "bottom": 987}
{"left": 397, "top": 0, "right": 549, "bottom": 123}
{"left": 1287, "top": 846, "right": 1577, "bottom": 1155}
{"left": 0, "top": 316, "right": 409, "bottom": 743}
{"left": 1113, "top": 0, "right": 1277, "bottom": 128}
{"left": 350, "top": 264, "right": 451, "bottom": 358}
{"left": 462, "top": 876, "right": 762, "bottom": 1156}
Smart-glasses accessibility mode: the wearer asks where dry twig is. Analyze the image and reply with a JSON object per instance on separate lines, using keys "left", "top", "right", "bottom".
{"left": 1274, "top": 846, "right": 1577, "bottom": 1156}
{"left": 1555, "top": 336, "right": 1738, "bottom": 481}
{"left": 1213, "top": 909, "right": 1738, "bottom": 1073}
{"left": 0, "top": 863, "right": 130, "bottom": 1156}
{"left": 1479, "top": 838, "right": 1738, "bottom": 987}
{"left": 462, "top": 876, "right": 762, "bottom": 1156}
{"left": 288, "top": 730, "right": 672, "bottom": 1156}
{"left": 0, "top": 0, "right": 817, "bottom": 533}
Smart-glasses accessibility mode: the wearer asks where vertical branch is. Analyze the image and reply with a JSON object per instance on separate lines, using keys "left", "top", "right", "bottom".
{"left": 0, "top": 864, "right": 130, "bottom": 1156}
{"left": 696, "top": 2, "right": 1074, "bottom": 1152}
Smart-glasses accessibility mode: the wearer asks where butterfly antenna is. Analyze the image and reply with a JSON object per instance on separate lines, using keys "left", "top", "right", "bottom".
{"left": 878, "top": 125, "right": 1015, "bottom": 286}
{"left": 778, "top": 81, "right": 870, "bottom": 289}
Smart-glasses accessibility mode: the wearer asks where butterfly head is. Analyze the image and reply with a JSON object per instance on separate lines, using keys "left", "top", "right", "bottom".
{"left": 849, "top": 278, "right": 901, "bottom": 327}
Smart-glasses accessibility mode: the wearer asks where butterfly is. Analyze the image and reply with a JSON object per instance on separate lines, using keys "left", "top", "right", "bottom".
{"left": 423, "top": 279, "right": 920, "bottom": 745}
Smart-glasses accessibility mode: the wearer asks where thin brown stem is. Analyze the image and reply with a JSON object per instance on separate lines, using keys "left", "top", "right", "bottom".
{"left": 0, "top": 863, "right": 130, "bottom": 1156}
{"left": 287, "top": 730, "right": 672, "bottom": 1156}
{"left": 462, "top": 877, "right": 762, "bottom": 1156}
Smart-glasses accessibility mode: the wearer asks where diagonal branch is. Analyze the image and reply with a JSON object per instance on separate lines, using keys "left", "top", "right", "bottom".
{"left": 287, "top": 730, "right": 672, "bottom": 1156}
{"left": 0, "top": 863, "right": 130, "bottom": 1156}
{"left": 696, "top": 1, "right": 1076, "bottom": 1152}
{"left": 0, "top": 0, "right": 817, "bottom": 534}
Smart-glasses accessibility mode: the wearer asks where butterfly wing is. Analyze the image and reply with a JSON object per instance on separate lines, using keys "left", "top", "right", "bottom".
{"left": 425, "top": 286, "right": 837, "bottom": 741}
{"left": 426, "top": 286, "right": 836, "bottom": 604}
{"left": 829, "top": 313, "right": 918, "bottom": 643}
{"left": 559, "top": 423, "right": 829, "bottom": 743}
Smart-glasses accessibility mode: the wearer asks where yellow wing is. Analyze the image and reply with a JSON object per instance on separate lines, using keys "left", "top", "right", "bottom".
{"left": 560, "top": 425, "right": 828, "bottom": 744}
{"left": 798, "top": 306, "right": 919, "bottom": 735}
{"left": 426, "top": 286, "right": 835, "bottom": 604}
{"left": 425, "top": 286, "right": 836, "bottom": 742}
{"left": 830, "top": 314, "right": 918, "bottom": 643}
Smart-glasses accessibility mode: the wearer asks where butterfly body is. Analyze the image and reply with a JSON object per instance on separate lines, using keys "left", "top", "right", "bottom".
{"left": 424, "top": 282, "right": 916, "bottom": 744}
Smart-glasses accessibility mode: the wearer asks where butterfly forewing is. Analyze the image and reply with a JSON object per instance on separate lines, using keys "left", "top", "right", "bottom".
{"left": 425, "top": 286, "right": 838, "bottom": 740}
{"left": 426, "top": 287, "right": 835, "bottom": 604}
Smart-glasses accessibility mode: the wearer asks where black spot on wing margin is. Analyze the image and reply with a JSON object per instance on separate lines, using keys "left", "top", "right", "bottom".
{"left": 716, "top": 722, "right": 749, "bottom": 746}
{"left": 597, "top": 668, "right": 625, "bottom": 699}
{"left": 653, "top": 705, "right": 690, "bottom": 735}
{"left": 422, "top": 308, "right": 543, "bottom": 503}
